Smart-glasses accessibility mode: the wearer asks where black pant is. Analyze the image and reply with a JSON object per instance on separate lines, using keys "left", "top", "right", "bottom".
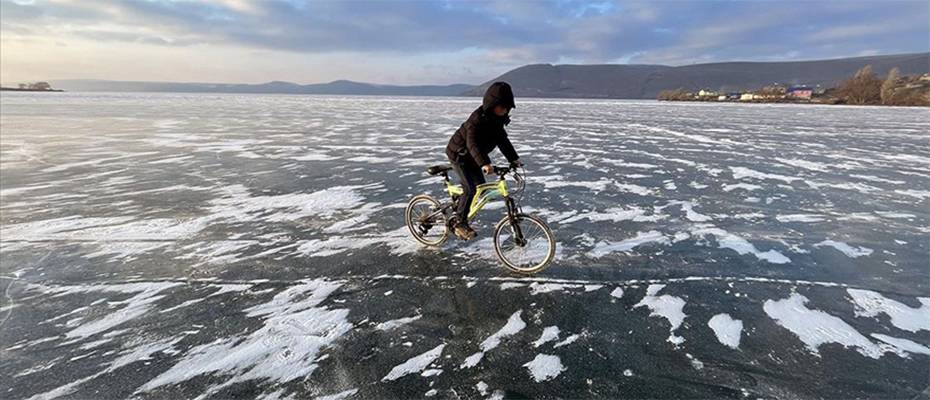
{"left": 450, "top": 156, "right": 485, "bottom": 224}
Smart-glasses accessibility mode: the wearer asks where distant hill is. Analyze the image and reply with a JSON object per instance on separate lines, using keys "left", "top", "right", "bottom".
{"left": 463, "top": 53, "right": 930, "bottom": 99}
{"left": 46, "top": 53, "right": 929, "bottom": 99}
{"left": 49, "top": 79, "right": 472, "bottom": 96}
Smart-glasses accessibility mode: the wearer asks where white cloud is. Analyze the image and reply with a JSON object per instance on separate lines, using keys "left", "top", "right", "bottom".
{"left": 1, "top": 0, "right": 926, "bottom": 84}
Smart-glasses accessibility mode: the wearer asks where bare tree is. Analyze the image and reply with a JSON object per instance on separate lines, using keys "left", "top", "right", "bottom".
{"left": 881, "top": 67, "right": 900, "bottom": 105}
{"left": 657, "top": 88, "right": 690, "bottom": 101}
{"left": 837, "top": 65, "right": 882, "bottom": 105}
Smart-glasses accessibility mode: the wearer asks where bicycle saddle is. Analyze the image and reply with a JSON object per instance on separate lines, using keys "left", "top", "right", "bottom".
{"left": 426, "top": 165, "right": 453, "bottom": 175}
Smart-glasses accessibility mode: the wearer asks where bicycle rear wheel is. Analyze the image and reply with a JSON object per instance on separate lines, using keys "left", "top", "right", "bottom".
{"left": 493, "top": 214, "right": 556, "bottom": 274}
{"left": 405, "top": 194, "right": 449, "bottom": 246}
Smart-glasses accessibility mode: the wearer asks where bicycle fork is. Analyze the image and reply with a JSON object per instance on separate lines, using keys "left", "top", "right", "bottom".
{"left": 505, "top": 197, "right": 527, "bottom": 247}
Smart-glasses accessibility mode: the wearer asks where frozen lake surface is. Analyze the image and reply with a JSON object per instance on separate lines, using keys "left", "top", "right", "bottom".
{"left": 1, "top": 93, "right": 929, "bottom": 399}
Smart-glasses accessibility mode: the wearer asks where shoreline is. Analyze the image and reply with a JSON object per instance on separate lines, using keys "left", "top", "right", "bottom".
{"left": 657, "top": 98, "right": 928, "bottom": 107}
{"left": 0, "top": 87, "right": 65, "bottom": 92}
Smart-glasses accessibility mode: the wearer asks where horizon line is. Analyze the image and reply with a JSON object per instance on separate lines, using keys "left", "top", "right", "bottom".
{"left": 6, "top": 51, "right": 927, "bottom": 88}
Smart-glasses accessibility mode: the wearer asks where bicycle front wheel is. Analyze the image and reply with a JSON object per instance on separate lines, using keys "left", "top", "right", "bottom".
{"left": 493, "top": 214, "right": 556, "bottom": 274}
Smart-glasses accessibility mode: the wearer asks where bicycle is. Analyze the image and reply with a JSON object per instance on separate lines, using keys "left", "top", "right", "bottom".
{"left": 405, "top": 164, "right": 556, "bottom": 274}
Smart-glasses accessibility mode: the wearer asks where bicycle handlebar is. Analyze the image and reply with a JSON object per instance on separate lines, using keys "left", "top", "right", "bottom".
{"left": 494, "top": 165, "right": 526, "bottom": 184}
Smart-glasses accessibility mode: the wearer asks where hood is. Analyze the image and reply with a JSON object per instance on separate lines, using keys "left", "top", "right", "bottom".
{"left": 482, "top": 81, "right": 516, "bottom": 111}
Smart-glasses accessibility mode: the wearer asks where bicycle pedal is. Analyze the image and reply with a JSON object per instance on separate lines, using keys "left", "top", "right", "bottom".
{"left": 454, "top": 231, "right": 475, "bottom": 241}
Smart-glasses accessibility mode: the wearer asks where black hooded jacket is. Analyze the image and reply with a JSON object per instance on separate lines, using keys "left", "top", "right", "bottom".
{"left": 446, "top": 82, "right": 519, "bottom": 167}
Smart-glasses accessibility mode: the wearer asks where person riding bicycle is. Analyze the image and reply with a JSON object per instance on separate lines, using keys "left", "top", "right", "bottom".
{"left": 446, "top": 81, "right": 522, "bottom": 240}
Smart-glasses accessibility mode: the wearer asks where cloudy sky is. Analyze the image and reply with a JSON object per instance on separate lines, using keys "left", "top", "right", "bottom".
{"left": 1, "top": 0, "right": 928, "bottom": 85}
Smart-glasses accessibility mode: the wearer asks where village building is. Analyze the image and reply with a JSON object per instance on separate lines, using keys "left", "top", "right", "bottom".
{"left": 787, "top": 86, "right": 813, "bottom": 99}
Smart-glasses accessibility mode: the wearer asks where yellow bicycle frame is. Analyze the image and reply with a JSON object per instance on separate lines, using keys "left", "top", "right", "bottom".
{"left": 446, "top": 179, "right": 509, "bottom": 220}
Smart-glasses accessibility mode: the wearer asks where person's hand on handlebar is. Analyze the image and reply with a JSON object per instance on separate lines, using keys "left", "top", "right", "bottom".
{"left": 482, "top": 164, "right": 494, "bottom": 175}
{"left": 510, "top": 159, "right": 524, "bottom": 169}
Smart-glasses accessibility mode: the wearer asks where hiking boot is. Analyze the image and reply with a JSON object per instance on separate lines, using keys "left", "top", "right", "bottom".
{"left": 453, "top": 222, "right": 477, "bottom": 241}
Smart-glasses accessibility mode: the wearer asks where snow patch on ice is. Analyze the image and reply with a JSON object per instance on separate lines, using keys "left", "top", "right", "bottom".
{"left": 35, "top": 282, "right": 182, "bottom": 339}
{"left": 635, "top": 284, "right": 687, "bottom": 346}
{"left": 208, "top": 183, "right": 376, "bottom": 222}
{"left": 561, "top": 206, "right": 664, "bottom": 224}
{"left": 707, "top": 313, "right": 743, "bottom": 349}
{"left": 314, "top": 389, "right": 358, "bottom": 400}
{"left": 730, "top": 167, "right": 800, "bottom": 183}
{"left": 847, "top": 289, "right": 930, "bottom": 332}
{"left": 850, "top": 174, "right": 904, "bottom": 185}
{"left": 639, "top": 125, "right": 720, "bottom": 144}
{"left": 523, "top": 354, "right": 565, "bottom": 382}
{"left": 689, "top": 181, "right": 709, "bottom": 189}
{"left": 138, "top": 280, "right": 351, "bottom": 396}
{"left": 382, "top": 344, "right": 445, "bottom": 381}
{"left": 587, "top": 231, "right": 670, "bottom": 258}
{"left": 160, "top": 298, "right": 205, "bottom": 313}
{"left": 500, "top": 282, "right": 527, "bottom": 290}
{"left": 476, "top": 381, "right": 489, "bottom": 395}
{"left": 179, "top": 240, "right": 257, "bottom": 265}
{"left": 776, "top": 214, "right": 826, "bottom": 223}
{"left": 541, "top": 178, "right": 614, "bottom": 192}
{"left": 615, "top": 183, "right": 655, "bottom": 196}
{"left": 461, "top": 352, "right": 484, "bottom": 369}
{"left": 376, "top": 314, "right": 422, "bottom": 331}
{"left": 894, "top": 189, "right": 930, "bottom": 199}
{"left": 690, "top": 226, "right": 790, "bottom": 264}
{"left": 874, "top": 211, "right": 915, "bottom": 219}
{"left": 533, "top": 326, "right": 560, "bottom": 348}
{"left": 805, "top": 180, "right": 881, "bottom": 194}
{"left": 553, "top": 334, "right": 580, "bottom": 348}
{"left": 528, "top": 282, "right": 582, "bottom": 295}
{"left": 814, "top": 240, "right": 873, "bottom": 258}
{"left": 6, "top": 336, "right": 60, "bottom": 351}
{"left": 722, "top": 183, "right": 762, "bottom": 192}
{"left": 601, "top": 159, "right": 659, "bottom": 169}
{"left": 0, "top": 183, "right": 57, "bottom": 197}
{"left": 28, "top": 336, "right": 184, "bottom": 399}
{"left": 776, "top": 158, "right": 829, "bottom": 172}
{"left": 870, "top": 334, "right": 930, "bottom": 356}
{"left": 480, "top": 310, "right": 526, "bottom": 351}
{"left": 764, "top": 293, "right": 890, "bottom": 359}
{"left": 610, "top": 287, "right": 624, "bottom": 299}
{"left": 206, "top": 284, "right": 253, "bottom": 297}
{"left": 346, "top": 156, "right": 394, "bottom": 164}
{"left": 149, "top": 155, "right": 195, "bottom": 165}
{"left": 294, "top": 226, "right": 421, "bottom": 258}
{"left": 685, "top": 353, "right": 704, "bottom": 370}
{"left": 84, "top": 241, "right": 171, "bottom": 262}
{"left": 667, "top": 201, "right": 712, "bottom": 222}
{"left": 461, "top": 310, "right": 526, "bottom": 368}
